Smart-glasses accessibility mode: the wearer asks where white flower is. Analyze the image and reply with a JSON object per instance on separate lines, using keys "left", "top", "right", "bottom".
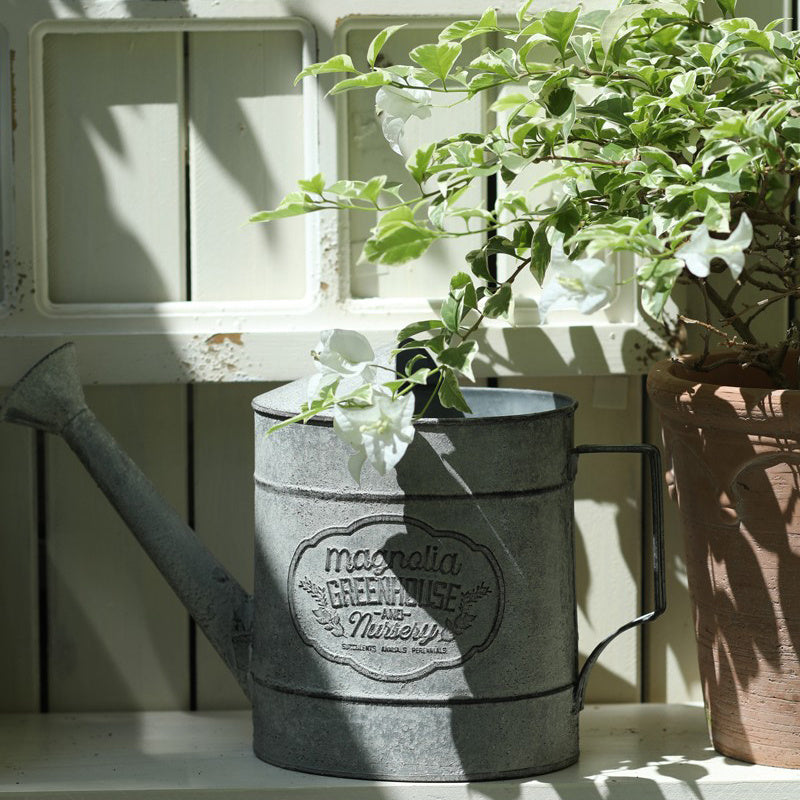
{"left": 676, "top": 212, "right": 752, "bottom": 280}
{"left": 538, "top": 244, "right": 615, "bottom": 321}
{"left": 334, "top": 390, "right": 415, "bottom": 482}
{"left": 308, "top": 329, "right": 376, "bottom": 403}
{"left": 375, "top": 83, "right": 432, "bottom": 155}
{"left": 313, "top": 328, "right": 374, "bottom": 375}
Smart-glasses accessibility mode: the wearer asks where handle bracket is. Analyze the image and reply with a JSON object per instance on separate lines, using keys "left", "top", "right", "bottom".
{"left": 571, "top": 443, "right": 666, "bottom": 711}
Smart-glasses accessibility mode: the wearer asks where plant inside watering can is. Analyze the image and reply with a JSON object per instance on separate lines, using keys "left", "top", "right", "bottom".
{"left": 253, "top": 0, "right": 800, "bottom": 482}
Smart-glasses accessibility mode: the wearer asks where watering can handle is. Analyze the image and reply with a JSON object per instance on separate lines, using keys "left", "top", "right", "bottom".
{"left": 570, "top": 443, "right": 666, "bottom": 711}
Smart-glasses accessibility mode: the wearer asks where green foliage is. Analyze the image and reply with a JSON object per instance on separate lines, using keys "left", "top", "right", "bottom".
{"left": 254, "top": 0, "right": 800, "bottom": 392}
{"left": 362, "top": 206, "right": 439, "bottom": 264}
{"left": 409, "top": 42, "right": 463, "bottom": 84}
{"left": 293, "top": 54, "right": 358, "bottom": 85}
{"left": 438, "top": 368, "right": 473, "bottom": 413}
{"left": 367, "top": 24, "right": 406, "bottom": 67}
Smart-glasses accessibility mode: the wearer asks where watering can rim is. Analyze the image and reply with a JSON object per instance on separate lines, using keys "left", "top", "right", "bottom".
{"left": 252, "top": 384, "right": 578, "bottom": 427}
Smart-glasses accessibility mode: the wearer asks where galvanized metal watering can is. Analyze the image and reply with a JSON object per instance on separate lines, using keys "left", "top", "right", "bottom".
{"left": 1, "top": 343, "right": 665, "bottom": 781}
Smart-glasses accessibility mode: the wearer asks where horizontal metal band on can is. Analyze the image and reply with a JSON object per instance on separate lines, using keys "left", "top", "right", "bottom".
{"left": 254, "top": 405, "right": 576, "bottom": 429}
{"left": 253, "top": 475, "right": 574, "bottom": 501}
{"left": 252, "top": 674, "right": 575, "bottom": 707}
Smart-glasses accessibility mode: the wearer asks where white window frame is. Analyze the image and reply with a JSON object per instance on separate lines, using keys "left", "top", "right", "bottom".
{"left": 0, "top": 0, "right": 665, "bottom": 384}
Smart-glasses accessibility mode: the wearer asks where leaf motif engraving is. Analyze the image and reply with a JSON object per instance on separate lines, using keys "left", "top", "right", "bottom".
{"left": 299, "top": 577, "right": 328, "bottom": 606}
{"left": 313, "top": 607, "right": 334, "bottom": 624}
{"left": 443, "top": 583, "right": 492, "bottom": 638}
{"left": 300, "top": 577, "right": 345, "bottom": 637}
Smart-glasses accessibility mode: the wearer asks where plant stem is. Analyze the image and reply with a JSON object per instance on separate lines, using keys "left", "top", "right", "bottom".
{"left": 459, "top": 258, "right": 531, "bottom": 342}
{"left": 703, "top": 280, "right": 759, "bottom": 344}
{"left": 414, "top": 371, "right": 445, "bottom": 419}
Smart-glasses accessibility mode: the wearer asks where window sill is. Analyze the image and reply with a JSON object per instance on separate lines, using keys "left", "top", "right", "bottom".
{"left": 1, "top": 704, "right": 796, "bottom": 798}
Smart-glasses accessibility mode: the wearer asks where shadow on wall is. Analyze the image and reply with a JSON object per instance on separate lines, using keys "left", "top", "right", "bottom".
{"left": 2, "top": 1, "right": 303, "bottom": 718}
{"left": 494, "top": 324, "right": 695, "bottom": 706}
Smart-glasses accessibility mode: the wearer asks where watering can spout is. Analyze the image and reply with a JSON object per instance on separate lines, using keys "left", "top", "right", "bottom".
{"left": 0, "top": 344, "right": 253, "bottom": 698}
{"left": 0, "top": 343, "right": 86, "bottom": 433}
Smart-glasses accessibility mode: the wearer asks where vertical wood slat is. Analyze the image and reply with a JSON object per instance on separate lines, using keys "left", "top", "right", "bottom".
{"left": 344, "top": 25, "right": 487, "bottom": 300}
{"left": 192, "top": 383, "right": 274, "bottom": 709}
{"left": 42, "top": 32, "right": 184, "bottom": 304}
{"left": 644, "top": 398, "right": 702, "bottom": 703}
{"left": 0, "top": 416, "right": 39, "bottom": 711}
{"left": 45, "top": 386, "right": 190, "bottom": 711}
{"left": 188, "top": 30, "right": 307, "bottom": 302}
{"left": 503, "top": 375, "right": 644, "bottom": 703}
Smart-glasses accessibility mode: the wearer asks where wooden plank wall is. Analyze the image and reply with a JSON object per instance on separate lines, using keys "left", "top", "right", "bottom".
{"left": 0, "top": 0, "right": 787, "bottom": 712}
{"left": 0, "top": 376, "right": 658, "bottom": 712}
{"left": 0, "top": 424, "right": 38, "bottom": 711}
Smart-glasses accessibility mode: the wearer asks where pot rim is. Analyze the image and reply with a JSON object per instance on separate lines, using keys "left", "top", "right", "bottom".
{"left": 253, "top": 385, "right": 578, "bottom": 428}
{"left": 647, "top": 354, "right": 800, "bottom": 434}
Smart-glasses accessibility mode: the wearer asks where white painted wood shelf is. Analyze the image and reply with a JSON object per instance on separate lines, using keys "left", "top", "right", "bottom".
{"left": 1, "top": 704, "right": 798, "bottom": 798}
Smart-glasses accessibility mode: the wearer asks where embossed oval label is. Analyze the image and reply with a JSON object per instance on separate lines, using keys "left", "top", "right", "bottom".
{"left": 288, "top": 515, "right": 504, "bottom": 682}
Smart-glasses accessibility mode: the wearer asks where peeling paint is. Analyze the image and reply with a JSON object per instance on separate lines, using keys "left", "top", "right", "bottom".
{"left": 180, "top": 333, "right": 256, "bottom": 382}
{"left": 318, "top": 217, "right": 341, "bottom": 302}
{"left": 205, "top": 332, "right": 243, "bottom": 346}
{"left": 2, "top": 257, "right": 31, "bottom": 315}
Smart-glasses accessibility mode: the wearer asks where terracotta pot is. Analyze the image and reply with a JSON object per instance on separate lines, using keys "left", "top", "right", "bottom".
{"left": 647, "top": 354, "right": 800, "bottom": 768}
